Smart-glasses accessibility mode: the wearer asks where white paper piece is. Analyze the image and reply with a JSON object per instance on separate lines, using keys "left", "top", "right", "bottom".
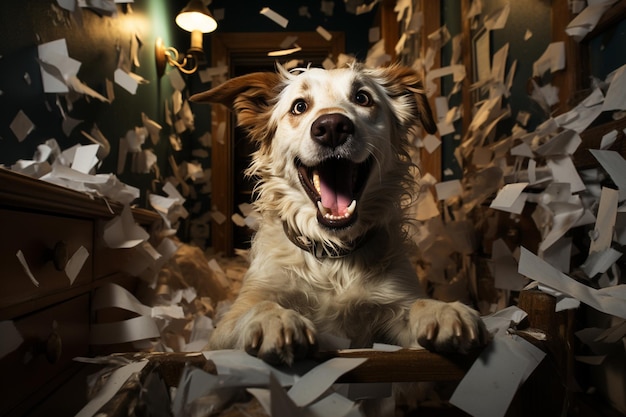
{"left": 566, "top": 0, "right": 620, "bottom": 41}
{"left": 589, "top": 187, "right": 619, "bottom": 254}
{"left": 288, "top": 357, "right": 367, "bottom": 407}
{"left": 74, "top": 361, "right": 148, "bottom": 417}
{"left": 546, "top": 156, "right": 586, "bottom": 193}
{"left": 555, "top": 88, "right": 604, "bottom": 133}
{"left": 450, "top": 335, "right": 544, "bottom": 417}
{"left": 581, "top": 248, "right": 623, "bottom": 278}
{"left": 532, "top": 42, "right": 565, "bottom": 77}
{"left": 114, "top": 68, "right": 138, "bottom": 94}
{"left": 16, "top": 250, "right": 39, "bottom": 287}
{"left": 422, "top": 134, "right": 441, "bottom": 153}
{"left": 490, "top": 183, "right": 528, "bottom": 215}
{"left": 168, "top": 68, "right": 186, "bottom": 92}
{"left": 67, "top": 75, "right": 110, "bottom": 102}
{"left": 203, "top": 350, "right": 297, "bottom": 387}
{"left": 535, "top": 129, "right": 581, "bottom": 156}
{"left": 103, "top": 204, "right": 150, "bottom": 249}
{"left": 484, "top": 3, "right": 510, "bottom": 30}
{"left": 10, "top": 110, "right": 35, "bottom": 142}
{"left": 0, "top": 321, "right": 24, "bottom": 359}
{"left": 602, "top": 64, "right": 626, "bottom": 111}
{"left": 65, "top": 245, "right": 89, "bottom": 285}
{"left": 37, "top": 38, "right": 76, "bottom": 93}
{"left": 518, "top": 247, "right": 626, "bottom": 319}
{"left": 260, "top": 7, "right": 288, "bottom": 28}
{"left": 90, "top": 316, "right": 161, "bottom": 344}
{"left": 93, "top": 282, "right": 152, "bottom": 316}
{"left": 248, "top": 358, "right": 366, "bottom": 417}
{"left": 482, "top": 305, "right": 528, "bottom": 336}
{"left": 71, "top": 143, "right": 100, "bottom": 174}
{"left": 590, "top": 150, "right": 626, "bottom": 201}
{"left": 316, "top": 26, "right": 332, "bottom": 41}
{"left": 268, "top": 45, "right": 302, "bottom": 57}
{"left": 435, "top": 179, "right": 463, "bottom": 200}
{"left": 542, "top": 237, "right": 572, "bottom": 273}
{"left": 600, "top": 129, "right": 618, "bottom": 149}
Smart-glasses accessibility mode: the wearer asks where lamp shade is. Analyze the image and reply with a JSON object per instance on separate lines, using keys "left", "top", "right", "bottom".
{"left": 175, "top": 0, "right": 217, "bottom": 33}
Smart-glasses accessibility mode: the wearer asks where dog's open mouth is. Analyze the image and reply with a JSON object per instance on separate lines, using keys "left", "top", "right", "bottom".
{"left": 296, "top": 157, "right": 372, "bottom": 229}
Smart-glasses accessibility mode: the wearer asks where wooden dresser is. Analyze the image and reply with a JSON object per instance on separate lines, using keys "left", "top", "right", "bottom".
{"left": 0, "top": 168, "right": 160, "bottom": 416}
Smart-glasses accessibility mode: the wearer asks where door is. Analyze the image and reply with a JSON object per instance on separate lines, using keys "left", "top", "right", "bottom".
{"left": 210, "top": 32, "right": 346, "bottom": 255}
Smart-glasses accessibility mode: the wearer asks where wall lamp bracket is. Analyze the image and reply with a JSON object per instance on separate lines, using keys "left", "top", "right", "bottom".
{"left": 155, "top": 0, "right": 217, "bottom": 78}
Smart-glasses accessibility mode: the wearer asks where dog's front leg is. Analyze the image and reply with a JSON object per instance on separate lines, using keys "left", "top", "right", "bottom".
{"left": 208, "top": 297, "right": 317, "bottom": 366}
{"left": 406, "top": 299, "right": 488, "bottom": 353}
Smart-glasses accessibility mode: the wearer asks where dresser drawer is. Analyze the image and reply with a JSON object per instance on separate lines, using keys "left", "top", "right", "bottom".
{"left": 0, "top": 294, "right": 90, "bottom": 416}
{"left": 0, "top": 209, "right": 93, "bottom": 309}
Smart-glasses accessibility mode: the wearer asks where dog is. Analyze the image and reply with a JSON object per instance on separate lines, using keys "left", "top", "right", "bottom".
{"left": 190, "top": 63, "right": 487, "bottom": 366}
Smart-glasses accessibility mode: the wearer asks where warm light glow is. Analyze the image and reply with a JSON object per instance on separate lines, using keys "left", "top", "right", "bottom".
{"left": 175, "top": 0, "right": 217, "bottom": 33}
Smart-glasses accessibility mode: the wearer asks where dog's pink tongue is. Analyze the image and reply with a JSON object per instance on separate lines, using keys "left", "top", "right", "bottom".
{"left": 319, "top": 161, "right": 353, "bottom": 216}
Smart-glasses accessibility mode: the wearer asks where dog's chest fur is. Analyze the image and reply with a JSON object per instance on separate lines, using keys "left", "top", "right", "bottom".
{"left": 245, "top": 220, "right": 421, "bottom": 345}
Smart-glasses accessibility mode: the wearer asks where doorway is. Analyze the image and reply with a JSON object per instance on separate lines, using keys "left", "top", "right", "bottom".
{"left": 210, "top": 32, "right": 346, "bottom": 256}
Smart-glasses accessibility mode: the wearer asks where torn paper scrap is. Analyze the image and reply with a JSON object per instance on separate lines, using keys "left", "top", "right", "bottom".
{"left": 250, "top": 373, "right": 362, "bottom": 417}
{"left": 37, "top": 38, "right": 75, "bottom": 93}
{"left": 490, "top": 182, "right": 528, "bottom": 215}
{"left": 74, "top": 361, "right": 148, "bottom": 417}
{"left": 532, "top": 42, "right": 565, "bottom": 77}
{"left": 260, "top": 7, "right": 288, "bottom": 28}
{"left": 482, "top": 305, "right": 528, "bottom": 336}
{"left": 518, "top": 247, "right": 626, "bottom": 319}
{"left": 435, "top": 179, "right": 463, "bottom": 201}
{"left": 90, "top": 316, "right": 161, "bottom": 344}
{"left": 484, "top": 2, "right": 510, "bottom": 30}
{"left": 316, "top": 26, "right": 333, "bottom": 41}
{"left": 10, "top": 110, "right": 35, "bottom": 142}
{"left": 602, "top": 64, "right": 626, "bottom": 111}
{"left": 581, "top": 248, "right": 623, "bottom": 278}
{"left": 114, "top": 68, "right": 139, "bottom": 94}
{"left": 588, "top": 187, "right": 619, "bottom": 254}
{"left": 565, "top": 0, "right": 620, "bottom": 41}
{"left": 590, "top": 149, "right": 626, "bottom": 201}
{"left": 93, "top": 282, "right": 152, "bottom": 316}
{"left": 287, "top": 357, "right": 367, "bottom": 407}
{"left": 16, "top": 250, "right": 39, "bottom": 287}
{"left": 65, "top": 245, "right": 89, "bottom": 285}
{"left": 450, "top": 334, "right": 544, "bottom": 417}
{"left": 203, "top": 349, "right": 297, "bottom": 387}
{"left": 103, "top": 204, "right": 150, "bottom": 249}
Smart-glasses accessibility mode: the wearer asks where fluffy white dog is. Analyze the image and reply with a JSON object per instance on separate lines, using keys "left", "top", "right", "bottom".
{"left": 191, "top": 63, "right": 487, "bottom": 366}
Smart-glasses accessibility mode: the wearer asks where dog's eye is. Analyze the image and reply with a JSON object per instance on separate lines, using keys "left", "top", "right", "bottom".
{"left": 354, "top": 90, "right": 373, "bottom": 107}
{"left": 291, "top": 99, "right": 308, "bottom": 115}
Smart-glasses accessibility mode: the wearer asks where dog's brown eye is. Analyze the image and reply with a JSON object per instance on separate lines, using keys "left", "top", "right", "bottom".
{"left": 291, "top": 99, "right": 308, "bottom": 115}
{"left": 354, "top": 90, "right": 373, "bottom": 107}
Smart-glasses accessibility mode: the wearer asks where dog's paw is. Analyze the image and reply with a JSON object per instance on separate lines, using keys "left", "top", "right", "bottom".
{"left": 409, "top": 299, "right": 488, "bottom": 353}
{"left": 242, "top": 302, "right": 317, "bottom": 366}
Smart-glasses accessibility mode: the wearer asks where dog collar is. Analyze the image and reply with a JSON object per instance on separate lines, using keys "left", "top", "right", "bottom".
{"left": 282, "top": 222, "right": 370, "bottom": 259}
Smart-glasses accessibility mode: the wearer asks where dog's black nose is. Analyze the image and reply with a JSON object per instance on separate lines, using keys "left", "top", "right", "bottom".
{"left": 310, "top": 114, "right": 354, "bottom": 148}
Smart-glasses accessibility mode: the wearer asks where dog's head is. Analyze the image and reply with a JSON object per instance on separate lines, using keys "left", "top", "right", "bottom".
{"left": 191, "top": 63, "right": 436, "bottom": 250}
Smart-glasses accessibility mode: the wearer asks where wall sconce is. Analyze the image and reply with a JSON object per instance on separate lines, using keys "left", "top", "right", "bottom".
{"left": 155, "top": 0, "right": 217, "bottom": 77}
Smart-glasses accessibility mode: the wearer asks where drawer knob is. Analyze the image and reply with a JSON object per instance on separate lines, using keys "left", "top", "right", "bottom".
{"left": 51, "top": 241, "right": 68, "bottom": 271}
{"left": 37, "top": 331, "right": 63, "bottom": 364}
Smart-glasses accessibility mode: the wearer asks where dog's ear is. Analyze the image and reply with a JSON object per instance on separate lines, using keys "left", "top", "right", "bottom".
{"left": 189, "top": 72, "right": 282, "bottom": 131}
{"left": 373, "top": 64, "right": 437, "bottom": 135}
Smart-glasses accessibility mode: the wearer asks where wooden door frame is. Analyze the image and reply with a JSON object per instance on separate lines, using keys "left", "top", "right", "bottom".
{"left": 379, "top": 0, "right": 442, "bottom": 181}
{"left": 210, "top": 32, "right": 345, "bottom": 256}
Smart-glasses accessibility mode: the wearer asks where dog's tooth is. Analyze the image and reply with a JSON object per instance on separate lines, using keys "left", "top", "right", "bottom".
{"left": 317, "top": 201, "right": 330, "bottom": 216}
{"left": 346, "top": 200, "right": 356, "bottom": 215}
{"left": 313, "top": 172, "right": 321, "bottom": 194}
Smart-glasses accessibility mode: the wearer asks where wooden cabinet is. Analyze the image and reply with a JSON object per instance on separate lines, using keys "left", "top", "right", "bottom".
{"left": 0, "top": 168, "right": 160, "bottom": 416}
